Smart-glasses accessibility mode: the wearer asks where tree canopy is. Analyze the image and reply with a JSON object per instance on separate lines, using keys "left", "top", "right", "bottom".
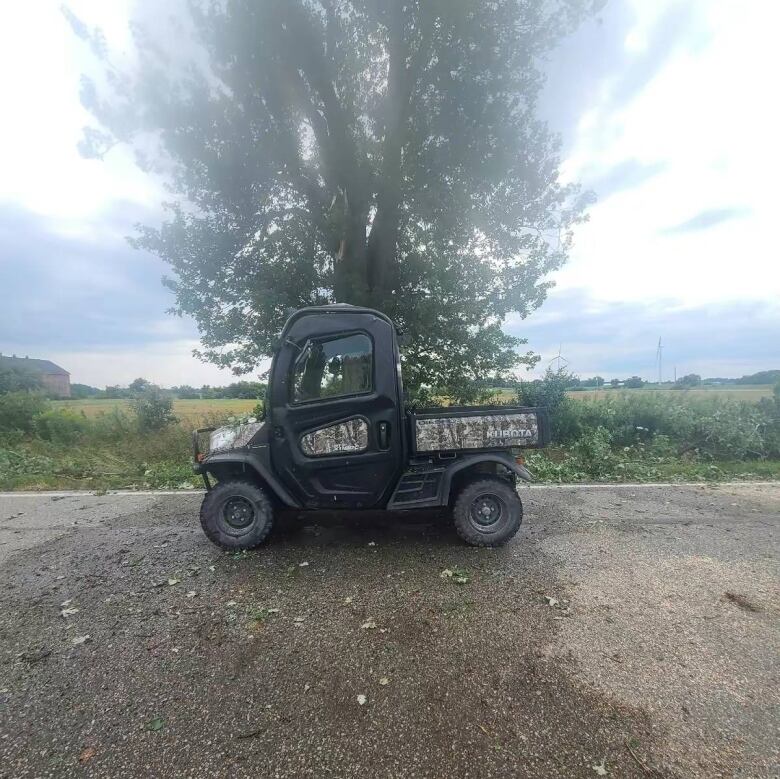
{"left": 71, "top": 0, "right": 597, "bottom": 398}
{"left": 0, "top": 364, "right": 42, "bottom": 395}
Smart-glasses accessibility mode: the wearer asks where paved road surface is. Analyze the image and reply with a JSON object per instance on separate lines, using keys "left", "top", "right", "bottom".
{"left": 0, "top": 484, "right": 778, "bottom": 778}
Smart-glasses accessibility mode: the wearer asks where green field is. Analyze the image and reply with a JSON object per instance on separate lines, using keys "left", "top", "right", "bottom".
{"left": 480, "top": 385, "right": 774, "bottom": 404}
{"left": 53, "top": 398, "right": 260, "bottom": 424}
{"left": 565, "top": 385, "right": 774, "bottom": 401}
{"left": 52, "top": 387, "right": 774, "bottom": 422}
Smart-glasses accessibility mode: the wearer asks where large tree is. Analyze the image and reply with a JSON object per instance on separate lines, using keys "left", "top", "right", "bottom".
{"left": 71, "top": 0, "right": 596, "bottom": 398}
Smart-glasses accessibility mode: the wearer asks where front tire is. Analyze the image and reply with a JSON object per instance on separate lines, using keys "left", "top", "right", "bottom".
{"left": 200, "top": 480, "right": 274, "bottom": 549}
{"left": 452, "top": 477, "right": 522, "bottom": 547}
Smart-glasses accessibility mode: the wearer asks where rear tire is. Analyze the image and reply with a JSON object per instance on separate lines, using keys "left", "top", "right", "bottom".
{"left": 200, "top": 480, "right": 274, "bottom": 549}
{"left": 452, "top": 477, "right": 522, "bottom": 547}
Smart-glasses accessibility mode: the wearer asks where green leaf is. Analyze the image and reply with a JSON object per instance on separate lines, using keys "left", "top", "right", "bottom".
{"left": 145, "top": 717, "right": 165, "bottom": 732}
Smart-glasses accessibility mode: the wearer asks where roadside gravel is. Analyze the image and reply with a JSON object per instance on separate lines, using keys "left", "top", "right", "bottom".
{"left": 0, "top": 484, "right": 777, "bottom": 778}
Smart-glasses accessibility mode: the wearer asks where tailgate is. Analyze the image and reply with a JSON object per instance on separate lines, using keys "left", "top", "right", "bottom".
{"left": 411, "top": 406, "right": 549, "bottom": 454}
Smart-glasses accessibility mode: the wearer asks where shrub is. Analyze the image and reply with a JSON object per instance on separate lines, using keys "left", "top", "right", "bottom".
{"left": 33, "top": 409, "right": 91, "bottom": 444}
{"left": 90, "top": 407, "right": 135, "bottom": 440}
{"left": 0, "top": 392, "right": 48, "bottom": 434}
{"left": 516, "top": 368, "right": 573, "bottom": 411}
{"left": 131, "top": 387, "right": 178, "bottom": 432}
{"left": 570, "top": 426, "right": 617, "bottom": 477}
{"left": 551, "top": 392, "right": 777, "bottom": 459}
{"left": 0, "top": 365, "right": 43, "bottom": 394}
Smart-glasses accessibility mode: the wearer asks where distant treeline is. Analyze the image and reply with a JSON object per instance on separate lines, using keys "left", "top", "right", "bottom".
{"left": 44, "top": 367, "right": 780, "bottom": 402}
{"left": 70, "top": 378, "right": 267, "bottom": 400}
{"left": 472, "top": 369, "right": 780, "bottom": 391}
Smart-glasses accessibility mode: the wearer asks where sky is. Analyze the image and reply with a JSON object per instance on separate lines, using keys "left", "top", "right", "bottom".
{"left": 0, "top": 0, "right": 778, "bottom": 388}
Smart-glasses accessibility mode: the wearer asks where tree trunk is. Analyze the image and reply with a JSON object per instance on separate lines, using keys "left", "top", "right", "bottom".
{"left": 334, "top": 202, "right": 370, "bottom": 305}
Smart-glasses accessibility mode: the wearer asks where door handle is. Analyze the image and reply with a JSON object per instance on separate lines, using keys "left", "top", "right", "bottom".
{"left": 377, "top": 421, "right": 390, "bottom": 450}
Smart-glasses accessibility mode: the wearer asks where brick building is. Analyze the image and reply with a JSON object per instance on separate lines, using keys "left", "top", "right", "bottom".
{"left": 0, "top": 354, "right": 71, "bottom": 397}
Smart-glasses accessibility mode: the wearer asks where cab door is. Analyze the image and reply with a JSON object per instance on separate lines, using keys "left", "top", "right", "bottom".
{"left": 268, "top": 310, "right": 403, "bottom": 509}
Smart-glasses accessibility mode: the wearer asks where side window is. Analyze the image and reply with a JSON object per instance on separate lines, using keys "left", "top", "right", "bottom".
{"left": 292, "top": 333, "right": 372, "bottom": 403}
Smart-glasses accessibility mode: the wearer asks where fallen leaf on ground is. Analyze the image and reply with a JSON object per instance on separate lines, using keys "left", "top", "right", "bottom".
{"left": 226, "top": 600, "right": 238, "bottom": 607}
{"left": 441, "top": 567, "right": 469, "bottom": 584}
{"left": 357, "top": 694, "right": 367, "bottom": 706}
{"left": 344, "top": 597, "right": 353, "bottom": 605}
{"left": 185, "top": 591, "right": 197, "bottom": 598}
{"left": 78, "top": 746, "right": 96, "bottom": 764}
{"left": 71, "top": 635, "right": 91, "bottom": 646}
{"left": 592, "top": 759, "right": 608, "bottom": 775}
{"left": 304, "top": 683, "right": 311, "bottom": 692}
{"left": 379, "top": 677, "right": 389, "bottom": 686}
{"left": 167, "top": 578, "right": 180, "bottom": 586}
{"left": 544, "top": 596, "right": 559, "bottom": 607}
{"left": 299, "top": 561, "right": 310, "bottom": 567}
{"left": 361, "top": 620, "right": 377, "bottom": 630}
{"left": 145, "top": 717, "right": 165, "bottom": 732}
{"left": 60, "top": 607, "right": 79, "bottom": 617}
{"left": 208, "top": 565, "right": 215, "bottom": 572}
{"left": 60, "top": 599, "right": 73, "bottom": 607}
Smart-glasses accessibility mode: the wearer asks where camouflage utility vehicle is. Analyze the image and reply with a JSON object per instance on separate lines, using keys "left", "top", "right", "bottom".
{"left": 193, "top": 305, "right": 550, "bottom": 548}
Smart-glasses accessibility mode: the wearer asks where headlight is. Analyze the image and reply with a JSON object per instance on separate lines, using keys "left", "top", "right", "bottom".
{"left": 208, "top": 422, "right": 263, "bottom": 454}
{"left": 209, "top": 427, "right": 240, "bottom": 453}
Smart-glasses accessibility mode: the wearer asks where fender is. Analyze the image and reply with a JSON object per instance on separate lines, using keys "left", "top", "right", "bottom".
{"left": 195, "top": 451, "right": 301, "bottom": 508}
{"left": 439, "top": 452, "right": 533, "bottom": 502}
{"left": 387, "top": 452, "right": 532, "bottom": 510}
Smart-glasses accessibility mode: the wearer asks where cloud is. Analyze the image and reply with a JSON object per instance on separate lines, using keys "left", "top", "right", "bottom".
{"left": 661, "top": 207, "right": 751, "bottom": 235}
{"left": 1, "top": 0, "right": 778, "bottom": 390}
{"left": 586, "top": 158, "right": 666, "bottom": 200}
{"left": 604, "top": 2, "right": 705, "bottom": 110}
{"left": 509, "top": 289, "right": 780, "bottom": 379}
{"left": 0, "top": 204, "right": 185, "bottom": 351}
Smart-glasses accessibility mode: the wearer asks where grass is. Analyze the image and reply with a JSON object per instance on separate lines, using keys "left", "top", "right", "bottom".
{"left": 566, "top": 386, "right": 773, "bottom": 402}
{"left": 0, "top": 426, "right": 196, "bottom": 491}
{"left": 526, "top": 447, "right": 780, "bottom": 484}
{"left": 480, "top": 385, "right": 774, "bottom": 404}
{"left": 53, "top": 386, "right": 774, "bottom": 419}
{"left": 3, "top": 385, "right": 778, "bottom": 491}
{"left": 52, "top": 398, "right": 260, "bottom": 423}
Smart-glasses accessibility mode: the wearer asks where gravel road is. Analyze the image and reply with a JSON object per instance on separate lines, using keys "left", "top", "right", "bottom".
{"left": 0, "top": 484, "right": 778, "bottom": 778}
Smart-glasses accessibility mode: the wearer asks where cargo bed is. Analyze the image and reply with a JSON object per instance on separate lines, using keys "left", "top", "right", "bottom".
{"left": 409, "top": 406, "right": 550, "bottom": 454}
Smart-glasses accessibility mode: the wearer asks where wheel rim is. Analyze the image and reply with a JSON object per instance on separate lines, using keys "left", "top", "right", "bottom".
{"left": 221, "top": 496, "right": 256, "bottom": 530}
{"left": 469, "top": 492, "right": 506, "bottom": 532}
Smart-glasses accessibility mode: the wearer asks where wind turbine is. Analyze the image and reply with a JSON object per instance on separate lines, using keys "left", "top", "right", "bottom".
{"left": 656, "top": 337, "right": 663, "bottom": 385}
{"left": 549, "top": 343, "right": 569, "bottom": 373}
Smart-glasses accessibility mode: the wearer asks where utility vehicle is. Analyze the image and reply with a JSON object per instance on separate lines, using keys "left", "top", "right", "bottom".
{"left": 193, "top": 305, "right": 549, "bottom": 548}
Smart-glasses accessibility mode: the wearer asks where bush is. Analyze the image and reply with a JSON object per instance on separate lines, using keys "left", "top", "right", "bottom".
{"left": 33, "top": 409, "right": 91, "bottom": 444}
{"left": 551, "top": 392, "right": 777, "bottom": 459}
{"left": 131, "top": 387, "right": 178, "bottom": 432}
{"left": 0, "top": 365, "right": 43, "bottom": 394}
{"left": 516, "top": 368, "right": 572, "bottom": 410}
{"left": 0, "top": 392, "right": 48, "bottom": 434}
{"left": 89, "top": 407, "right": 135, "bottom": 440}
